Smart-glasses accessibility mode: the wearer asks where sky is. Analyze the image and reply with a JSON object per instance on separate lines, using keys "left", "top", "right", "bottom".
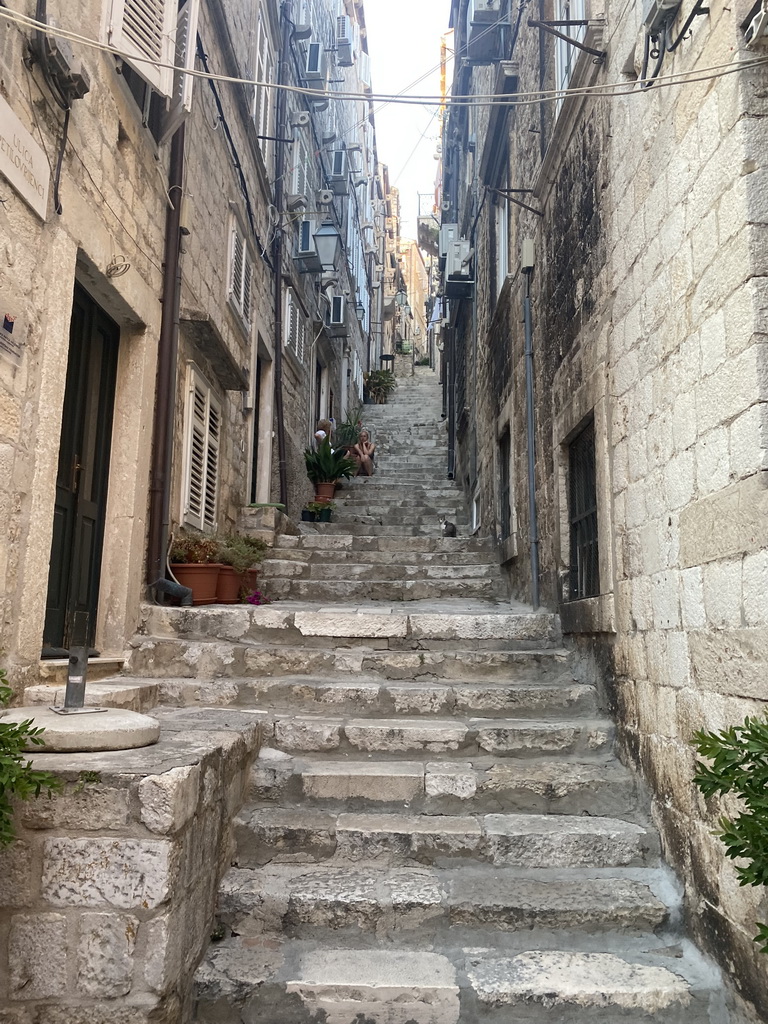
{"left": 363, "top": 0, "right": 452, "bottom": 238}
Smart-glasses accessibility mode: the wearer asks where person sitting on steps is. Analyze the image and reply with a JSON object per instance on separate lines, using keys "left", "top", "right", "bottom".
{"left": 351, "top": 429, "right": 375, "bottom": 476}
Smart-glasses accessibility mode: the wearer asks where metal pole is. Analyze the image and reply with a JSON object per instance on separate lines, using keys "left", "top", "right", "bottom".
{"left": 63, "top": 646, "right": 88, "bottom": 709}
{"left": 523, "top": 271, "right": 540, "bottom": 609}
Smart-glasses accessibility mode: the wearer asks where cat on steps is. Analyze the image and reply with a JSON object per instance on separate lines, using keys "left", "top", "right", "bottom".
{"left": 438, "top": 513, "right": 457, "bottom": 537}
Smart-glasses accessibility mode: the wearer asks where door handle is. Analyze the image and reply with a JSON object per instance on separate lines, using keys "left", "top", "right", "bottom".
{"left": 71, "top": 456, "right": 83, "bottom": 494}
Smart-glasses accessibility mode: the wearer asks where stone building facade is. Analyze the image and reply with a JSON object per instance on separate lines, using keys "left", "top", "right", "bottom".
{"left": 442, "top": 0, "right": 768, "bottom": 1016}
{"left": 0, "top": 0, "right": 382, "bottom": 687}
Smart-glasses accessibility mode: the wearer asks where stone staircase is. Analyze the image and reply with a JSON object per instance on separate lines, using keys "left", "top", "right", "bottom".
{"left": 28, "top": 368, "right": 731, "bottom": 1021}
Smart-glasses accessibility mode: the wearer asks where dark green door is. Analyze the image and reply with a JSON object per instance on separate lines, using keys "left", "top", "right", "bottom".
{"left": 43, "top": 286, "right": 119, "bottom": 655}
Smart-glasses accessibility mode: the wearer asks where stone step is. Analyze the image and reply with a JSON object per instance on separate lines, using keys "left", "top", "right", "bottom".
{"left": 268, "top": 548, "right": 493, "bottom": 566}
{"left": 139, "top": 604, "right": 559, "bottom": 646}
{"left": 334, "top": 496, "right": 465, "bottom": 509}
{"left": 258, "top": 714, "right": 613, "bottom": 757}
{"left": 196, "top": 943, "right": 718, "bottom": 1024}
{"left": 128, "top": 640, "right": 570, "bottom": 682}
{"left": 260, "top": 560, "right": 501, "bottom": 583}
{"left": 235, "top": 807, "right": 658, "bottom": 869}
{"left": 216, "top": 863, "right": 670, "bottom": 942}
{"left": 37, "top": 655, "right": 125, "bottom": 686}
{"left": 24, "top": 678, "right": 159, "bottom": 711}
{"left": 330, "top": 508, "right": 468, "bottom": 524}
{"left": 273, "top": 534, "right": 494, "bottom": 553}
{"left": 248, "top": 754, "right": 642, "bottom": 819}
{"left": 264, "top": 579, "right": 507, "bottom": 601}
{"left": 296, "top": 523, "right": 473, "bottom": 538}
{"left": 153, "top": 674, "right": 594, "bottom": 717}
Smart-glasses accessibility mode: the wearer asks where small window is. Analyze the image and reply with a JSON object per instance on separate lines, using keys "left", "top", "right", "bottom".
{"left": 285, "top": 288, "right": 306, "bottom": 363}
{"left": 229, "top": 220, "right": 253, "bottom": 330}
{"left": 568, "top": 418, "right": 599, "bottom": 599}
{"left": 182, "top": 365, "right": 221, "bottom": 531}
{"left": 554, "top": 0, "right": 586, "bottom": 113}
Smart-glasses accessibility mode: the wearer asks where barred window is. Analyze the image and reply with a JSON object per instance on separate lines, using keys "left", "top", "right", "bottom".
{"left": 568, "top": 418, "right": 599, "bottom": 600}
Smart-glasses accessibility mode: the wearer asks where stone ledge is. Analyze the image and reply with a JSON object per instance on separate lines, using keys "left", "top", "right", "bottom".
{"left": 0, "top": 709, "right": 261, "bottom": 1021}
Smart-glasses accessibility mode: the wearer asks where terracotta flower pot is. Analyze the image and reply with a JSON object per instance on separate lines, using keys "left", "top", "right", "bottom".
{"left": 216, "top": 565, "right": 243, "bottom": 604}
{"left": 171, "top": 563, "right": 222, "bottom": 605}
{"left": 315, "top": 482, "right": 335, "bottom": 500}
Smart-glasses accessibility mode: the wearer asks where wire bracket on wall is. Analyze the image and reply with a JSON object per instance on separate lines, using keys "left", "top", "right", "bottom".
{"left": 528, "top": 19, "right": 607, "bottom": 63}
{"left": 494, "top": 187, "right": 543, "bottom": 217}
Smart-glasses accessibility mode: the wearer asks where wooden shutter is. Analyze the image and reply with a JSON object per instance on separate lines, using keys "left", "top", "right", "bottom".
{"left": 183, "top": 366, "right": 221, "bottom": 530}
{"left": 159, "top": 0, "right": 200, "bottom": 144}
{"left": 104, "top": 0, "right": 176, "bottom": 96}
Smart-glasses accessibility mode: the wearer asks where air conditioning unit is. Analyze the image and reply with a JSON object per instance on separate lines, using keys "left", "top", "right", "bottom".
{"left": 328, "top": 149, "right": 349, "bottom": 195}
{"left": 294, "top": 219, "right": 323, "bottom": 273}
{"left": 304, "top": 42, "right": 327, "bottom": 89}
{"left": 316, "top": 188, "right": 334, "bottom": 205}
{"left": 643, "top": 0, "right": 682, "bottom": 32}
{"left": 327, "top": 294, "right": 347, "bottom": 335}
{"left": 745, "top": 6, "right": 768, "bottom": 46}
{"left": 286, "top": 194, "right": 308, "bottom": 212}
{"left": 322, "top": 126, "right": 337, "bottom": 143}
{"left": 445, "top": 239, "right": 474, "bottom": 298}
{"left": 467, "top": 0, "right": 503, "bottom": 61}
{"left": 336, "top": 15, "right": 355, "bottom": 66}
{"left": 290, "top": 110, "right": 311, "bottom": 128}
{"left": 439, "top": 223, "right": 459, "bottom": 260}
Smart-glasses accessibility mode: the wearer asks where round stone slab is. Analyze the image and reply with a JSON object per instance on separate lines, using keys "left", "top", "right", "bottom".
{"left": 1, "top": 706, "right": 160, "bottom": 752}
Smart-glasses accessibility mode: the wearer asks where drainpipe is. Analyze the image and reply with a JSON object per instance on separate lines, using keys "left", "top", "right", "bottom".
{"left": 272, "top": 1, "right": 293, "bottom": 508}
{"left": 147, "top": 124, "right": 186, "bottom": 587}
{"left": 446, "top": 326, "right": 456, "bottom": 479}
{"left": 522, "top": 260, "right": 540, "bottom": 610}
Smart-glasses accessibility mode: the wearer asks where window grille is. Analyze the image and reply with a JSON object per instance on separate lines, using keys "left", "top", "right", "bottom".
{"left": 568, "top": 418, "right": 599, "bottom": 600}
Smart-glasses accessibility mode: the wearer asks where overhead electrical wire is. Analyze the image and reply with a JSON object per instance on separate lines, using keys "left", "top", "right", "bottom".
{"left": 2, "top": 6, "right": 767, "bottom": 111}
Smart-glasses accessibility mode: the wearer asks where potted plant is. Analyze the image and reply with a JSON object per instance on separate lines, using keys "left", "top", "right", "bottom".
{"left": 169, "top": 531, "right": 222, "bottom": 605}
{"left": 301, "top": 507, "right": 317, "bottom": 522}
{"left": 307, "top": 500, "right": 334, "bottom": 523}
{"left": 363, "top": 369, "right": 397, "bottom": 404}
{"left": 334, "top": 405, "right": 363, "bottom": 451}
{"left": 214, "top": 534, "right": 267, "bottom": 603}
{"left": 303, "top": 438, "right": 356, "bottom": 500}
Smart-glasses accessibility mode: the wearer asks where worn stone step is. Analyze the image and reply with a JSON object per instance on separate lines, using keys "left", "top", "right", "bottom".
{"left": 267, "top": 548, "right": 496, "bottom": 566}
{"left": 236, "top": 807, "right": 656, "bottom": 868}
{"left": 296, "top": 523, "right": 474, "bottom": 538}
{"left": 196, "top": 935, "right": 717, "bottom": 1023}
{"left": 258, "top": 714, "right": 613, "bottom": 757}
{"left": 265, "top": 578, "right": 507, "bottom": 601}
{"left": 216, "top": 863, "right": 670, "bottom": 941}
{"left": 330, "top": 509, "right": 469, "bottom": 526}
{"left": 248, "top": 752, "right": 642, "bottom": 819}
{"left": 24, "top": 678, "right": 159, "bottom": 712}
{"left": 260, "top": 560, "right": 501, "bottom": 583}
{"left": 154, "top": 674, "right": 592, "bottom": 717}
{"left": 128, "top": 639, "right": 570, "bottom": 682}
{"left": 274, "top": 534, "right": 493, "bottom": 553}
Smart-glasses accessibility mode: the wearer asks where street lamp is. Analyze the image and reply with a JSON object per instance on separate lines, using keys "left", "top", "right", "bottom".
{"left": 395, "top": 288, "right": 407, "bottom": 307}
{"left": 313, "top": 221, "right": 343, "bottom": 271}
{"left": 355, "top": 301, "right": 366, "bottom": 321}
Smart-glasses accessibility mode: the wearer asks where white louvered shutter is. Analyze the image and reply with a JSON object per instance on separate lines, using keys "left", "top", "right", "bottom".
{"left": 231, "top": 227, "right": 245, "bottom": 310}
{"left": 159, "top": 0, "right": 200, "bottom": 144}
{"left": 183, "top": 367, "right": 221, "bottom": 530}
{"left": 104, "top": 0, "right": 176, "bottom": 96}
{"left": 203, "top": 398, "right": 220, "bottom": 529}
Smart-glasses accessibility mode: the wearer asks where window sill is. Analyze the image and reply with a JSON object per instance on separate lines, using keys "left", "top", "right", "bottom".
{"left": 499, "top": 534, "right": 518, "bottom": 564}
{"left": 559, "top": 591, "right": 615, "bottom": 634}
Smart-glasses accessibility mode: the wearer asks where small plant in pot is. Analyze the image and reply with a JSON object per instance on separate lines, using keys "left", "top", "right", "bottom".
{"left": 304, "top": 438, "right": 356, "bottom": 500}
{"left": 307, "top": 500, "right": 334, "bottom": 523}
{"left": 334, "top": 405, "right": 363, "bottom": 452}
{"left": 169, "top": 531, "right": 222, "bottom": 605}
{"left": 363, "top": 369, "right": 397, "bottom": 405}
{"left": 214, "top": 534, "right": 267, "bottom": 604}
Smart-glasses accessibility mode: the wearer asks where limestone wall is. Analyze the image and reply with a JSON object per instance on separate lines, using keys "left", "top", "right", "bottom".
{"left": 451, "top": 0, "right": 768, "bottom": 1012}
{"left": 0, "top": 712, "right": 260, "bottom": 1022}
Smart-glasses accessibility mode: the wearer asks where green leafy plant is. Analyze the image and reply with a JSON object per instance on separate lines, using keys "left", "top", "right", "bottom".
{"left": 364, "top": 370, "right": 397, "bottom": 404}
{"left": 169, "top": 530, "right": 219, "bottom": 564}
{"left": 0, "top": 667, "right": 60, "bottom": 846}
{"left": 693, "top": 715, "right": 768, "bottom": 953}
{"left": 303, "top": 439, "right": 356, "bottom": 484}
{"left": 306, "top": 500, "right": 335, "bottom": 514}
{"left": 334, "top": 405, "right": 364, "bottom": 448}
{"left": 215, "top": 534, "right": 267, "bottom": 574}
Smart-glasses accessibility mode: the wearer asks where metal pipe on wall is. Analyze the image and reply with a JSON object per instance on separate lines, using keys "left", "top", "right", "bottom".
{"left": 523, "top": 269, "right": 540, "bottom": 609}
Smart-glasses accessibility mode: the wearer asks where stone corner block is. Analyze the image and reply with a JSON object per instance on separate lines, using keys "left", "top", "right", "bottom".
{"left": 41, "top": 837, "right": 175, "bottom": 909}
{"left": 138, "top": 763, "right": 202, "bottom": 834}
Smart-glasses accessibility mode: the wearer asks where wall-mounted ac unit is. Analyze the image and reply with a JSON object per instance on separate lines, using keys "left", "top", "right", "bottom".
{"left": 327, "top": 294, "right": 347, "bottom": 335}
{"left": 445, "top": 238, "right": 474, "bottom": 298}
{"left": 294, "top": 219, "right": 323, "bottom": 273}
{"left": 467, "top": 0, "right": 503, "bottom": 61}
{"left": 304, "top": 42, "right": 327, "bottom": 88}
{"left": 439, "top": 223, "right": 459, "bottom": 262}
{"left": 316, "top": 188, "right": 334, "bottom": 205}
{"left": 336, "top": 15, "right": 355, "bottom": 66}
{"left": 290, "top": 110, "right": 311, "bottom": 128}
{"left": 328, "top": 150, "right": 349, "bottom": 195}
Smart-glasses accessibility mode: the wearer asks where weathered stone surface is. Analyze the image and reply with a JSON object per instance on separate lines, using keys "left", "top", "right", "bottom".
{"left": 483, "top": 814, "right": 651, "bottom": 868}
{"left": 138, "top": 763, "right": 202, "bottom": 834}
{"left": 76, "top": 912, "right": 138, "bottom": 996}
{"left": 302, "top": 761, "right": 424, "bottom": 802}
{"left": 466, "top": 950, "right": 691, "bottom": 1012}
{"left": 345, "top": 717, "right": 467, "bottom": 753}
{"left": 8, "top": 914, "right": 68, "bottom": 998}
{"left": 41, "top": 838, "right": 174, "bottom": 908}
{"left": 425, "top": 761, "right": 477, "bottom": 799}
{"left": 286, "top": 949, "right": 460, "bottom": 1024}
{"left": 274, "top": 717, "right": 342, "bottom": 752}
{"left": 0, "top": 841, "right": 34, "bottom": 908}
{"left": 20, "top": 783, "right": 131, "bottom": 831}
{"left": 1, "top": 707, "right": 160, "bottom": 753}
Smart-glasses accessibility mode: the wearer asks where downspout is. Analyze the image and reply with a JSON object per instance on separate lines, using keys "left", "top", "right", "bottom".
{"left": 147, "top": 124, "right": 186, "bottom": 588}
{"left": 272, "top": 0, "right": 293, "bottom": 507}
{"left": 447, "top": 326, "right": 456, "bottom": 479}
{"left": 523, "top": 268, "right": 540, "bottom": 609}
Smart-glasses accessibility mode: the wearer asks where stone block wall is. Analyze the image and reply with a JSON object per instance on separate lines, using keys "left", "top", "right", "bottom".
{"left": 0, "top": 712, "right": 260, "bottom": 1022}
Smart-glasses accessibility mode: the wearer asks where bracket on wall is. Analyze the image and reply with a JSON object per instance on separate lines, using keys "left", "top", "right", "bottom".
{"left": 528, "top": 19, "right": 607, "bottom": 62}
{"left": 494, "top": 188, "right": 543, "bottom": 217}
